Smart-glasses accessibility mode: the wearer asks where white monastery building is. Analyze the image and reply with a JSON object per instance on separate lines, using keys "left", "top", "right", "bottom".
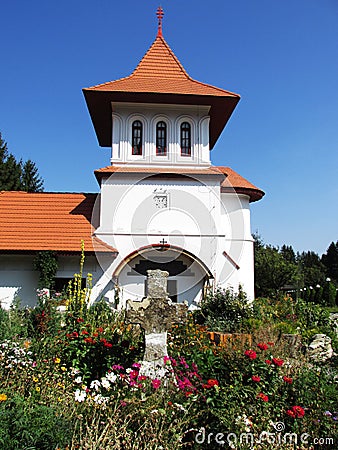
{"left": 0, "top": 8, "right": 264, "bottom": 309}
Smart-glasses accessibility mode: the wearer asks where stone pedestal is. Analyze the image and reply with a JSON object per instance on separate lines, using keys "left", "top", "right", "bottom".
{"left": 126, "top": 269, "right": 188, "bottom": 378}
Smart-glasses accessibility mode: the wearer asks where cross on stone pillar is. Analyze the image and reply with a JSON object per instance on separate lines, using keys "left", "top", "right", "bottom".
{"left": 126, "top": 269, "right": 188, "bottom": 376}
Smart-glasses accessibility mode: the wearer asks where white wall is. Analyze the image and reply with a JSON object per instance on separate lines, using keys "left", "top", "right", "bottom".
{"left": 0, "top": 254, "right": 106, "bottom": 309}
{"left": 111, "top": 102, "right": 211, "bottom": 166}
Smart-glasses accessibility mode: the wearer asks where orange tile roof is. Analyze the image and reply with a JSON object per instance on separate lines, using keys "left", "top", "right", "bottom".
{"left": 83, "top": 35, "right": 240, "bottom": 149}
{"left": 94, "top": 165, "right": 264, "bottom": 202}
{"left": 0, "top": 192, "right": 116, "bottom": 253}
{"left": 87, "top": 35, "right": 239, "bottom": 98}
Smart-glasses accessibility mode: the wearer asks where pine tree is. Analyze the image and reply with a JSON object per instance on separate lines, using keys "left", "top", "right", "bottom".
{"left": 322, "top": 241, "right": 338, "bottom": 284}
{"left": 20, "top": 159, "right": 44, "bottom": 192}
{"left": 0, "top": 132, "right": 44, "bottom": 192}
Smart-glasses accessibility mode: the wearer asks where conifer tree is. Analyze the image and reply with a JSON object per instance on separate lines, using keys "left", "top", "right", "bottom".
{"left": 322, "top": 241, "right": 338, "bottom": 284}
{"left": 20, "top": 159, "right": 44, "bottom": 192}
{"left": 0, "top": 132, "right": 44, "bottom": 192}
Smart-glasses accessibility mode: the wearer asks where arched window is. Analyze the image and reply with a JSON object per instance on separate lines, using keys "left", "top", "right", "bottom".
{"left": 132, "top": 120, "right": 143, "bottom": 155}
{"left": 180, "top": 122, "right": 191, "bottom": 156}
{"left": 156, "top": 121, "right": 167, "bottom": 156}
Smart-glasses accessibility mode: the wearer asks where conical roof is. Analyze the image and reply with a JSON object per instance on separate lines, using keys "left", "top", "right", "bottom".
{"left": 83, "top": 32, "right": 240, "bottom": 149}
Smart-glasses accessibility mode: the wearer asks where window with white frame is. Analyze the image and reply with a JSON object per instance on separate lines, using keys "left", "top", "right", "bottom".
{"left": 132, "top": 120, "right": 143, "bottom": 155}
{"left": 156, "top": 121, "right": 167, "bottom": 156}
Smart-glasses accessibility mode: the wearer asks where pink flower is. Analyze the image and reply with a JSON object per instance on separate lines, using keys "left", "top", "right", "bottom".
{"left": 244, "top": 350, "right": 257, "bottom": 360}
{"left": 252, "top": 375, "right": 261, "bottom": 382}
{"left": 151, "top": 379, "right": 161, "bottom": 389}
{"left": 132, "top": 362, "right": 141, "bottom": 369}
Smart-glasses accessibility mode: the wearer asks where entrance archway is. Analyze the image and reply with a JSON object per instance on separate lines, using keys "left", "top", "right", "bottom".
{"left": 114, "top": 244, "right": 213, "bottom": 306}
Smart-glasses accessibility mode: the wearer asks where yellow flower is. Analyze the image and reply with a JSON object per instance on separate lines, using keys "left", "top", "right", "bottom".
{"left": 36, "top": 387, "right": 40, "bottom": 392}
{"left": 61, "top": 366, "right": 67, "bottom": 371}
{"left": 54, "top": 357, "right": 61, "bottom": 364}
{"left": 57, "top": 397, "right": 62, "bottom": 403}
{"left": 0, "top": 394, "right": 7, "bottom": 401}
{"left": 33, "top": 376, "right": 38, "bottom": 383}
{"left": 24, "top": 341, "right": 31, "bottom": 349}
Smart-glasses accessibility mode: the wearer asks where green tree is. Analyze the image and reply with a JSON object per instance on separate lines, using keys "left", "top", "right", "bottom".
{"left": 322, "top": 241, "right": 338, "bottom": 284}
{"left": 297, "top": 251, "right": 326, "bottom": 287}
{"left": 0, "top": 132, "right": 44, "bottom": 192}
{"left": 254, "top": 245, "right": 298, "bottom": 297}
{"left": 0, "top": 133, "right": 21, "bottom": 190}
{"left": 21, "top": 159, "right": 44, "bottom": 192}
{"left": 280, "top": 244, "right": 296, "bottom": 263}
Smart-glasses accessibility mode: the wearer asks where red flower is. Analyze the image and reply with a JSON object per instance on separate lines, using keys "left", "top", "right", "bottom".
{"left": 207, "top": 379, "right": 219, "bottom": 387}
{"left": 151, "top": 379, "right": 161, "bottom": 389}
{"left": 272, "top": 358, "right": 284, "bottom": 367}
{"left": 283, "top": 376, "right": 293, "bottom": 384}
{"left": 257, "top": 343, "right": 269, "bottom": 351}
{"left": 244, "top": 350, "right": 257, "bottom": 360}
{"left": 97, "top": 327, "right": 104, "bottom": 333}
{"left": 287, "top": 405, "right": 305, "bottom": 418}
{"left": 257, "top": 392, "right": 269, "bottom": 402}
{"left": 76, "top": 318, "right": 84, "bottom": 323}
{"left": 267, "top": 342, "right": 274, "bottom": 346}
{"left": 81, "top": 330, "right": 89, "bottom": 335}
{"left": 252, "top": 375, "right": 261, "bottom": 382}
{"left": 72, "top": 331, "right": 79, "bottom": 338}
{"left": 84, "top": 337, "right": 95, "bottom": 344}
{"left": 286, "top": 409, "right": 296, "bottom": 418}
{"left": 265, "top": 359, "right": 272, "bottom": 365}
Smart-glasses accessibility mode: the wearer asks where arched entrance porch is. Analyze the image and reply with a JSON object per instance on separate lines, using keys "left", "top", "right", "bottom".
{"left": 113, "top": 244, "right": 213, "bottom": 308}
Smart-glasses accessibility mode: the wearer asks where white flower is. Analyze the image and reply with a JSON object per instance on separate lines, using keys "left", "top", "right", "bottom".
{"left": 101, "top": 377, "right": 110, "bottom": 389}
{"left": 90, "top": 380, "right": 101, "bottom": 391}
{"left": 74, "top": 389, "right": 87, "bottom": 402}
{"left": 74, "top": 376, "right": 82, "bottom": 384}
{"left": 106, "top": 372, "right": 117, "bottom": 383}
{"left": 92, "top": 394, "right": 108, "bottom": 405}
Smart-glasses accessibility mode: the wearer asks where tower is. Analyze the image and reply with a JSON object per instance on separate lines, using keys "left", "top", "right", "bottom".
{"left": 82, "top": 8, "right": 264, "bottom": 306}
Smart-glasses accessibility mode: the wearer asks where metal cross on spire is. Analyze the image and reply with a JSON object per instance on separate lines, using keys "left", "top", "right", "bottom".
{"left": 156, "top": 6, "right": 164, "bottom": 37}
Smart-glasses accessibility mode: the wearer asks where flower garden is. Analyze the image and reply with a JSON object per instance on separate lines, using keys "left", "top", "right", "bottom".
{"left": 0, "top": 270, "right": 337, "bottom": 449}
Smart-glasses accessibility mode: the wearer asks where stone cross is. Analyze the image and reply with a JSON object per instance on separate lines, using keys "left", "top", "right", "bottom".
{"left": 126, "top": 269, "right": 188, "bottom": 376}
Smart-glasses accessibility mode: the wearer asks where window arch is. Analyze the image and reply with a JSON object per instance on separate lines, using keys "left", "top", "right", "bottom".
{"left": 156, "top": 121, "right": 167, "bottom": 156}
{"left": 180, "top": 122, "right": 191, "bottom": 156}
{"left": 132, "top": 120, "right": 143, "bottom": 155}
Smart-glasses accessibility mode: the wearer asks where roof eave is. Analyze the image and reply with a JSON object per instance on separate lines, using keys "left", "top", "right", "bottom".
{"left": 221, "top": 186, "right": 265, "bottom": 203}
{"left": 82, "top": 89, "right": 240, "bottom": 149}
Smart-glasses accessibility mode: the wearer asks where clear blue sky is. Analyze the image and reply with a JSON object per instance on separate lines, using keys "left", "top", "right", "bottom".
{"left": 0, "top": 0, "right": 337, "bottom": 256}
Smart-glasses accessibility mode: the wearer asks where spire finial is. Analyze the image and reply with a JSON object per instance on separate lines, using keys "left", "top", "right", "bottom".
{"left": 156, "top": 6, "right": 164, "bottom": 37}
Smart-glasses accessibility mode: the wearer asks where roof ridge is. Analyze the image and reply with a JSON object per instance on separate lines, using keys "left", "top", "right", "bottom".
{"left": 130, "top": 35, "right": 190, "bottom": 80}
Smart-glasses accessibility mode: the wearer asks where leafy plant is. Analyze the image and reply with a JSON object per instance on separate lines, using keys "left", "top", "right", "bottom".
{"left": 33, "top": 251, "right": 58, "bottom": 289}
{"left": 195, "top": 285, "right": 253, "bottom": 332}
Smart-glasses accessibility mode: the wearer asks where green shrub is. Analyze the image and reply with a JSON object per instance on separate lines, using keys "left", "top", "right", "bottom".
{"left": 195, "top": 285, "right": 253, "bottom": 332}
{"left": 0, "top": 394, "right": 73, "bottom": 450}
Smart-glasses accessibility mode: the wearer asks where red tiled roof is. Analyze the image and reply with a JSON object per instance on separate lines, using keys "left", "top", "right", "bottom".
{"left": 0, "top": 192, "right": 116, "bottom": 253}
{"left": 87, "top": 35, "right": 239, "bottom": 98}
{"left": 83, "top": 35, "right": 240, "bottom": 149}
{"left": 94, "top": 165, "right": 264, "bottom": 202}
